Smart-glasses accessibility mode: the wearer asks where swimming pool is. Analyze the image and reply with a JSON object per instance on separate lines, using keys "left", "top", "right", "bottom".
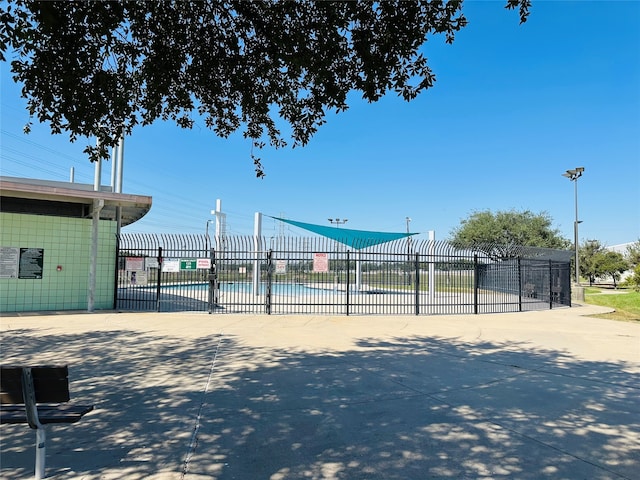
{"left": 177, "top": 282, "right": 343, "bottom": 295}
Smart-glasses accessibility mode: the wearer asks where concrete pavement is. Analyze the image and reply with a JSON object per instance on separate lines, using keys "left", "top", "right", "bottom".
{"left": 1, "top": 305, "right": 638, "bottom": 479}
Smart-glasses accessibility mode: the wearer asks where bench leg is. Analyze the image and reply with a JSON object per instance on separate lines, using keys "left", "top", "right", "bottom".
{"left": 35, "top": 427, "right": 46, "bottom": 480}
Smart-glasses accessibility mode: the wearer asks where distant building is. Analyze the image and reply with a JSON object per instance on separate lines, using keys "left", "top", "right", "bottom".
{"left": 1, "top": 176, "right": 151, "bottom": 312}
{"left": 606, "top": 242, "right": 635, "bottom": 255}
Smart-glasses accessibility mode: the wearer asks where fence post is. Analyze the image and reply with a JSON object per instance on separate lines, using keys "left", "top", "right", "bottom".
{"left": 518, "top": 257, "right": 522, "bottom": 312}
{"left": 414, "top": 252, "right": 420, "bottom": 315}
{"left": 266, "top": 249, "right": 273, "bottom": 314}
{"left": 113, "top": 234, "right": 120, "bottom": 310}
{"left": 208, "top": 247, "right": 217, "bottom": 314}
{"left": 156, "top": 247, "right": 163, "bottom": 312}
{"left": 549, "top": 260, "right": 553, "bottom": 310}
{"left": 473, "top": 254, "right": 479, "bottom": 314}
{"left": 567, "top": 262, "right": 572, "bottom": 307}
{"left": 346, "top": 250, "right": 350, "bottom": 316}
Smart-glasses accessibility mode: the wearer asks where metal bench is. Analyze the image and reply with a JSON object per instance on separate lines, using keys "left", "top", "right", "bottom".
{"left": 0, "top": 365, "right": 94, "bottom": 479}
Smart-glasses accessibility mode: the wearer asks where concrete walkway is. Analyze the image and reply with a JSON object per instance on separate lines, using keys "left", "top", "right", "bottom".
{"left": 1, "top": 305, "right": 638, "bottom": 479}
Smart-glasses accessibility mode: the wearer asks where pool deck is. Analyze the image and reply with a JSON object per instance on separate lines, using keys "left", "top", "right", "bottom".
{"left": 1, "top": 304, "right": 638, "bottom": 479}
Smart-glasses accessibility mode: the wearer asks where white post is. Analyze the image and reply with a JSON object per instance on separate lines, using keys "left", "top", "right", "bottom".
{"left": 110, "top": 144, "right": 117, "bottom": 191}
{"left": 34, "top": 427, "right": 46, "bottom": 480}
{"left": 69, "top": 167, "right": 75, "bottom": 183}
{"left": 93, "top": 137, "right": 102, "bottom": 191}
{"left": 88, "top": 199, "right": 104, "bottom": 312}
{"left": 210, "top": 199, "right": 227, "bottom": 256}
{"left": 428, "top": 230, "right": 436, "bottom": 300}
{"left": 215, "top": 198, "right": 222, "bottom": 249}
{"left": 253, "top": 212, "right": 262, "bottom": 295}
{"left": 115, "top": 135, "right": 124, "bottom": 193}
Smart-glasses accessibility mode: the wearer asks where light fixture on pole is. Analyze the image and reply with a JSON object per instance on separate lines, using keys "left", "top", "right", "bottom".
{"left": 328, "top": 218, "right": 348, "bottom": 228}
{"left": 205, "top": 219, "right": 215, "bottom": 249}
{"left": 205, "top": 219, "right": 215, "bottom": 237}
{"left": 562, "top": 167, "right": 585, "bottom": 284}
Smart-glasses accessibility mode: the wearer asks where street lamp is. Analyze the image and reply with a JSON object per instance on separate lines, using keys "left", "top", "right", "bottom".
{"left": 328, "top": 218, "right": 348, "bottom": 228}
{"left": 205, "top": 219, "right": 215, "bottom": 249}
{"left": 562, "top": 167, "right": 585, "bottom": 284}
{"left": 205, "top": 219, "right": 215, "bottom": 237}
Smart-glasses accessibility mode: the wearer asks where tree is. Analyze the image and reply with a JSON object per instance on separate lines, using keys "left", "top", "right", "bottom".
{"left": 580, "top": 240, "right": 630, "bottom": 287}
{"left": 624, "top": 240, "right": 640, "bottom": 291}
{"left": 449, "top": 209, "right": 570, "bottom": 259}
{"left": 595, "top": 251, "right": 628, "bottom": 288}
{"left": 579, "top": 239, "right": 604, "bottom": 286}
{"left": 0, "top": 0, "right": 531, "bottom": 176}
{"left": 627, "top": 265, "right": 640, "bottom": 292}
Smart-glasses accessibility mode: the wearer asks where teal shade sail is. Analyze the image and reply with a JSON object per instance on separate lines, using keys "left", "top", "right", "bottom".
{"left": 270, "top": 217, "right": 417, "bottom": 250}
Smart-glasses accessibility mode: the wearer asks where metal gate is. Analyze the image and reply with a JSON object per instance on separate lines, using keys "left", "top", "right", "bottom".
{"left": 115, "top": 234, "right": 572, "bottom": 314}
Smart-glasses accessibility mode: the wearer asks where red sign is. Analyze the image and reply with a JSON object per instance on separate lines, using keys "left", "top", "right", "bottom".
{"left": 313, "top": 253, "right": 329, "bottom": 273}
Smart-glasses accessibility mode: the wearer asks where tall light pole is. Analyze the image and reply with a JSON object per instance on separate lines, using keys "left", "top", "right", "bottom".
{"left": 562, "top": 167, "right": 585, "bottom": 284}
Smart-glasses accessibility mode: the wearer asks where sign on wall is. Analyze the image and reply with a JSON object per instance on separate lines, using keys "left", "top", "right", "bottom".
{"left": 0, "top": 246, "right": 44, "bottom": 279}
{"left": 0, "top": 247, "right": 19, "bottom": 278}
{"left": 19, "top": 248, "right": 44, "bottom": 279}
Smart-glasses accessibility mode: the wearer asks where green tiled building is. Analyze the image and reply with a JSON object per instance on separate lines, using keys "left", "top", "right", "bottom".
{"left": 0, "top": 177, "right": 151, "bottom": 313}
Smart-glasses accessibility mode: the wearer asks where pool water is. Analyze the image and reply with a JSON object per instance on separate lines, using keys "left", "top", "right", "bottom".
{"left": 179, "top": 282, "right": 341, "bottom": 295}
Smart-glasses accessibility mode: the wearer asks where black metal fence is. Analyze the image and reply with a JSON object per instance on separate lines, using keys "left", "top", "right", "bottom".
{"left": 115, "top": 234, "right": 572, "bottom": 315}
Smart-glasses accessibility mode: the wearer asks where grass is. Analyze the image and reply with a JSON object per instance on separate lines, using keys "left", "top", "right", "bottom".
{"left": 583, "top": 287, "right": 640, "bottom": 322}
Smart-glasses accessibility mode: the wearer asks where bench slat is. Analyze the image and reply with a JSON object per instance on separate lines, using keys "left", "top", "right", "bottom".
{"left": 0, "top": 404, "right": 94, "bottom": 424}
{"left": 1, "top": 366, "right": 70, "bottom": 404}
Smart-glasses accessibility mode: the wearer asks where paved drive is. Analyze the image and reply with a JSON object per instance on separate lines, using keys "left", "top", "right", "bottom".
{"left": 1, "top": 305, "right": 638, "bottom": 479}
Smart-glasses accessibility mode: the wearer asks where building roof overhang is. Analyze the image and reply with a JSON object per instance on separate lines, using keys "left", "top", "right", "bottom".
{"left": 0, "top": 177, "right": 152, "bottom": 226}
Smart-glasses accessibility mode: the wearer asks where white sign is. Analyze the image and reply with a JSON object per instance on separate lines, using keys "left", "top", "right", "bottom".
{"left": 127, "top": 270, "right": 148, "bottom": 286}
{"left": 135, "top": 270, "right": 148, "bottom": 286}
{"left": 0, "top": 246, "right": 19, "bottom": 278}
{"left": 275, "top": 259, "right": 287, "bottom": 274}
{"left": 145, "top": 257, "right": 159, "bottom": 269}
{"left": 126, "top": 257, "right": 144, "bottom": 271}
{"left": 313, "top": 253, "right": 329, "bottom": 273}
{"left": 197, "top": 258, "right": 211, "bottom": 269}
{"left": 162, "top": 259, "right": 180, "bottom": 273}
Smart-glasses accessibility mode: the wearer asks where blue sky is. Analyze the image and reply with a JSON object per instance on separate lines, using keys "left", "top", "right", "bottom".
{"left": 1, "top": 1, "right": 639, "bottom": 247}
